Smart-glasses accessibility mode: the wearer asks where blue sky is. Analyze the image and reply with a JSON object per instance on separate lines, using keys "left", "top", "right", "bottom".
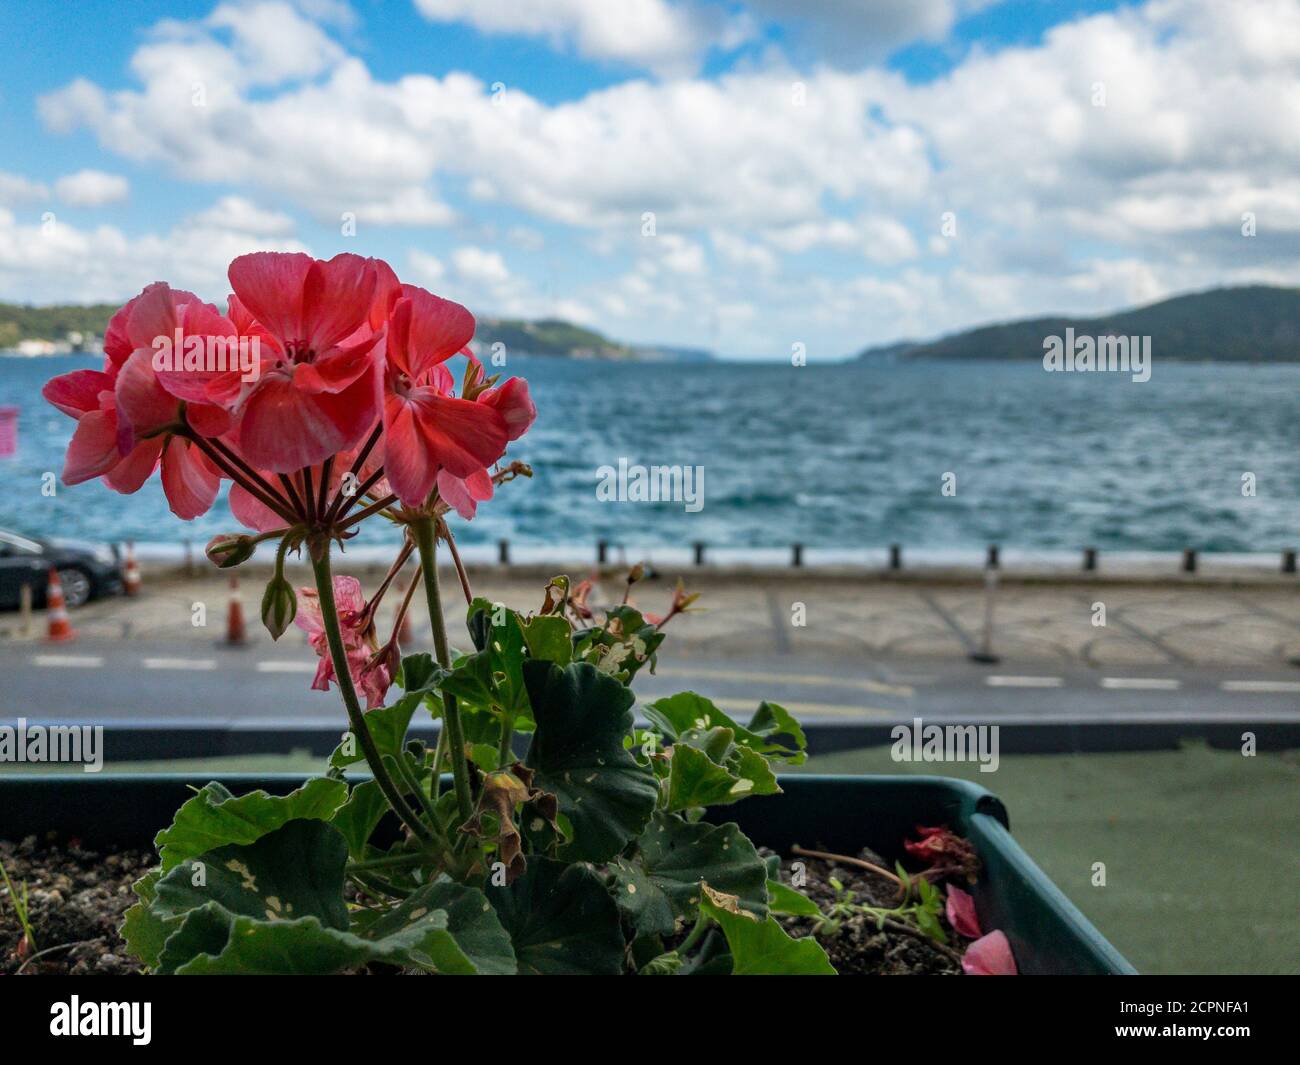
{"left": 1, "top": 0, "right": 1294, "bottom": 358}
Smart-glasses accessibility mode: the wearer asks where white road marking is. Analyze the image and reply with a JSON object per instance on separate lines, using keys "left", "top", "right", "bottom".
{"left": 32, "top": 654, "right": 104, "bottom": 668}
{"left": 1101, "top": 677, "right": 1181, "bottom": 690}
{"left": 256, "top": 660, "right": 318, "bottom": 674}
{"left": 985, "top": 675, "right": 1064, "bottom": 688}
{"left": 144, "top": 657, "right": 216, "bottom": 671}
{"left": 1221, "top": 680, "right": 1300, "bottom": 693}
{"left": 655, "top": 665, "right": 912, "bottom": 697}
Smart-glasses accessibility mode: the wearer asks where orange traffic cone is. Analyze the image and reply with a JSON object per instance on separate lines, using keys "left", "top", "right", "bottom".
{"left": 123, "top": 541, "right": 141, "bottom": 597}
{"left": 225, "top": 576, "right": 247, "bottom": 646}
{"left": 45, "top": 568, "right": 76, "bottom": 642}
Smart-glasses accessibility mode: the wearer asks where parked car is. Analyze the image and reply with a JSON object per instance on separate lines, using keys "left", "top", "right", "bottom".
{"left": 0, "top": 528, "right": 123, "bottom": 609}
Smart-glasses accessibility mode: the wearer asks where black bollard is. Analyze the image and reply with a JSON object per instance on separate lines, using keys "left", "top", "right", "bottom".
{"left": 791, "top": 543, "right": 803, "bottom": 568}
{"left": 1182, "top": 548, "right": 1196, "bottom": 574}
{"left": 889, "top": 543, "right": 902, "bottom": 570}
{"left": 597, "top": 539, "right": 608, "bottom": 564}
{"left": 986, "top": 544, "right": 1000, "bottom": 570}
{"left": 498, "top": 539, "right": 510, "bottom": 565}
{"left": 1083, "top": 546, "right": 1097, "bottom": 572}
{"left": 1284, "top": 550, "right": 1296, "bottom": 575}
{"left": 693, "top": 542, "right": 706, "bottom": 566}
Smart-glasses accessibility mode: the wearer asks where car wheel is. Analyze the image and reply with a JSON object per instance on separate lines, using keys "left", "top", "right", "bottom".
{"left": 57, "top": 567, "right": 92, "bottom": 609}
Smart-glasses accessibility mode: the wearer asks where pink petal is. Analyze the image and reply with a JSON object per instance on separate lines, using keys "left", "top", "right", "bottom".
{"left": 238, "top": 373, "right": 354, "bottom": 473}
{"left": 410, "top": 390, "right": 508, "bottom": 479}
{"left": 437, "top": 466, "right": 493, "bottom": 520}
{"left": 294, "top": 589, "right": 326, "bottom": 639}
{"left": 62, "top": 411, "right": 122, "bottom": 484}
{"left": 103, "top": 437, "right": 163, "bottom": 493}
{"left": 229, "top": 482, "right": 289, "bottom": 533}
{"left": 301, "top": 253, "right": 378, "bottom": 354}
{"left": 481, "top": 376, "right": 536, "bottom": 442}
{"left": 43, "top": 369, "right": 114, "bottom": 418}
{"left": 389, "top": 286, "right": 475, "bottom": 380}
{"left": 115, "top": 347, "right": 180, "bottom": 436}
{"left": 962, "top": 930, "right": 1018, "bottom": 976}
{"left": 383, "top": 394, "right": 440, "bottom": 506}
{"left": 290, "top": 333, "right": 380, "bottom": 395}
{"left": 160, "top": 437, "right": 221, "bottom": 520}
{"left": 228, "top": 252, "right": 313, "bottom": 345}
{"left": 946, "top": 885, "right": 982, "bottom": 939}
{"left": 369, "top": 258, "right": 402, "bottom": 330}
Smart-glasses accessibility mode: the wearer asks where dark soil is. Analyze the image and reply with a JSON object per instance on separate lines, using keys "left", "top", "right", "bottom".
{"left": 769, "top": 846, "right": 964, "bottom": 975}
{"left": 2, "top": 836, "right": 965, "bottom": 975}
{"left": 0, "top": 835, "right": 153, "bottom": 975}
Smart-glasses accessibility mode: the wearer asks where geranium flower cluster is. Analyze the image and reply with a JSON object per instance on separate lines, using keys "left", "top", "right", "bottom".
{"left": 44, "top": 252, "right": 535, "bottom": 711}
{"left": 42, "top": 251, "right": 535, "bottom": 527}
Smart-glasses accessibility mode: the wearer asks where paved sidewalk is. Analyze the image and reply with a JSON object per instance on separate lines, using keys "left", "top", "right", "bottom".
{"left": 6, "top": 566, "right": 1298, "bottom": 670}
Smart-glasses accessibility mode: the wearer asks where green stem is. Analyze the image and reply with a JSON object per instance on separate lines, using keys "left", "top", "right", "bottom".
{"left": 412, "top": 518, "right": 474, "bottom": 827}
{"left": 430, "top": 727, "right": 447, "bottom": 801}
{"left": 347, "top": 851, "right": 428, "bottom": 873}
{"left": 391, "top": 748, "right": 447, "bottom": 845}
{"left": 678, "top": 910, "right": 711, "bottom": 955}
{"left": 497, "top": 710, "right": 516, "bottom": 767}
{"left": 310, "top": 548, "right": 435, "bottom": 845}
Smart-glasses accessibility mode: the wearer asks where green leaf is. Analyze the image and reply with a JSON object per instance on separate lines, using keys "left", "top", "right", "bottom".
{"left": 766, "top": 879, "right": 822, "bottom": 918}
{"left": 747, "top": 700, "right": 807, "bottom": 762}
{"left": 166, "top": 908, "right": 478, "bottom": 975}
{"left": 523, "top": 660, "right": 657, "bottom": 862}
{"left": 155, "top": 778, "right": 348, "bottom": 873}
{"left": 661, "top": 735, "right": 779, "bottom": 813}
{"left": 154, "top": 818, "right": 351, "bottom": 929}
{"left": 120, "top": 870, "right": 174, "bottom": 969}
{"left": 152, "top": 824, "right": 510, "bottom": 975}
{"left": 645, "top": 691, "right": 804, "bottom": 764}
{"left": 487, "top": 856, "right": 625, "bottom": 975}
{"left": 329, "top": 700, "right": 418, "bottom": 770}
{"left": 639, "top": 951, "right": 682, "bottom": 975}
{"left": 520, "top": 614, "right": 572, "bottom": 666}
{"left": 328, "top": 779, "right": 390, "bottom": 860}
{"left": 611, "top": 813, "right": 767, "bottom": 937}
{"left": 381, "top": 876, "right": 515, "bottom": 976}
{"left": 700, "top": 886, "right": 836, "bottom": 975}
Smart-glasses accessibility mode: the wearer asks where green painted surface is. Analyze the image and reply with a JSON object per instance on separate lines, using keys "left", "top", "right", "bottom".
{"left": 795, "top": 741, "right": 1299, "bottom": 975}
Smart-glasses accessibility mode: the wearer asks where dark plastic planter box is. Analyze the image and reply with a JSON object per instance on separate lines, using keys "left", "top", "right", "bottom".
{"left": 0, "top": 772, "right": 1135, "bottom": 975}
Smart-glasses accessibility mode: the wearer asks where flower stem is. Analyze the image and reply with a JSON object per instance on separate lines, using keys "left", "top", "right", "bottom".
{"left": 412, "top": 517, "right": 474, "bottom": 827}
{"left": 310, "top": 547, "right": 435, "bottom": 845}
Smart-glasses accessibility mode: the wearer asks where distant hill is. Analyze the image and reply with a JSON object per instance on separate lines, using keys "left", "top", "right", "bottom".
{"left": 0, "top": 303, "right": 117, "bottom": 350}
{"left": 855, "top": 286, "right": 1300, "bottom": 362}
{"left": 0, "top": 302, "right": 710, "bottom": 361}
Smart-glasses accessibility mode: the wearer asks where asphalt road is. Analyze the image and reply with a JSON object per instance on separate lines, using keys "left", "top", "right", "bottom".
{"left": 3, "top": 638, "right": 1297, "bottom": 730}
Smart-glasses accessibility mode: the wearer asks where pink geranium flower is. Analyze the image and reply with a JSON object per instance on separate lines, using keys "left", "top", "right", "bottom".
{"left": 428, "top": 363, "right": 536, "bottom": 517}
{"left": 228, "top": 252, "right": 387, "bottom": 473}
{"left": 382, "top": 286, "right": 511, "bottom": 506}
{"left": 961, "top": 930, "right": 1019, "bottom": 976}
{"left": 295, "top": 575, "right": 392, "bottom": 709}
{"left": 42, "top": 284, "right": 225, "bottom": 520}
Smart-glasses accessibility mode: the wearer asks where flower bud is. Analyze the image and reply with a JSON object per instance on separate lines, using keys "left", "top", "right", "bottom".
{"left": 261, "top": 575, "right": 298, "bottom": 641}
{"left": 206, "top": 534, "right": 256, "bottom": 569}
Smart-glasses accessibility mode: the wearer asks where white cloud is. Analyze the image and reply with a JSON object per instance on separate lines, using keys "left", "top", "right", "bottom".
{"left": 452, "top": 245, "right": 510, "bottom": 285}
{"left": 407, "top": 249, "right": 446, "bottom": 285}
{"left": 54, "top": 169, "right": 130, "bottom": 207}
{"left": 0, "top": 198, "right": 306, "bottom": 304}
{"left": 0, "top": 172, "right": 48, "bottom": 207}
{"left": 412, "top": 0, "right": 730, "bottom": 76}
